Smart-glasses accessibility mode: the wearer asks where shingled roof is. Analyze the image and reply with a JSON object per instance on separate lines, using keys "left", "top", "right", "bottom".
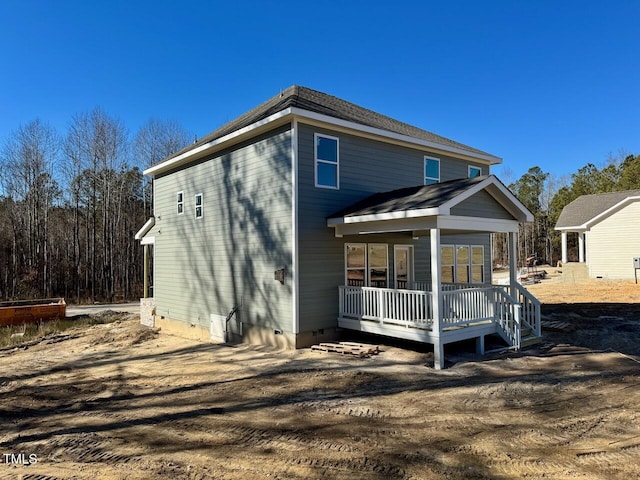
{"left": 162, "top": 85, "right": 497, "bottom": 164}
{"left": 556, "top": 189, "right": 640, "bottom": 229}
{"left": 329, "top": 176, "right": 487, "bottom": 219}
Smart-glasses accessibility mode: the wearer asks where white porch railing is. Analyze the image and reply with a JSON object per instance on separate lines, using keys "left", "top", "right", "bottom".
{"left": 339, "top": 284, "right": 530, "bottom": 349}
{"left": 493, "top": 287, "right": 522, "bottom": 349}
{"left": 338, "top": 286, "right": 433, "bottom": 328}
{"left": 513, "top": 283, "right": 541, "bottom": 337}
{"left": 442, "top": 286, "right": 495, "bottom": 326}
{"left": 495, "top": 284, "right": 541, "bottom": 337}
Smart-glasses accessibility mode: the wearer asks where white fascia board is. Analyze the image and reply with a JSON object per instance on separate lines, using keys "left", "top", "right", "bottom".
{"left": 141, "top": 236, "right": 155, "bottom": 245}
{"left": 327, "top": 207, "right": 441, "bottom": 226}
{"left": 290, "top": 107, "right": 502, "bottom": 165}
{"left": 135, "top": 217, "right": 155, "bottom": 240}
{"left": 439, "top": 175, "right": 534, "bottom": 223}
{"left": 437, "top": 215, "right": 521, "bottom": 233}
{"left": 144, "top": 108, "right": 295, "bottom": 176}
{"left": 333, "top": 217, "right": 438, "bottom": 237}
{"left": 555, "top": 226, "right": 587, "bottom": 232}
{"left": 584, "top": 196, "right": 640, "bottom": 229}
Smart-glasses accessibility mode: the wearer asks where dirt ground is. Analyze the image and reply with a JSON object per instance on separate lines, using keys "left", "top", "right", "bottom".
{"left": 1, "top": 279, "right": 640, "bottom": 480}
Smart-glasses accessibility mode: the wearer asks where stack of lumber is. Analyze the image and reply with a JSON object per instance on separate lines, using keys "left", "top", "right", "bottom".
{"left": 311, "top": 342, "right": 380, "bottom": 357}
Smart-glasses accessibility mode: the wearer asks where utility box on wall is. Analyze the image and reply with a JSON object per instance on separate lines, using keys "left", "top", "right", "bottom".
{"left": 634, "top": 257, "right": 640, "bottom": 269}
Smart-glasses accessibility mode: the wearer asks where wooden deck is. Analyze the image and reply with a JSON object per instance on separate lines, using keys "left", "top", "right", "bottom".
{"left": 338, "top": 284, "right": 540, "bottom": 350}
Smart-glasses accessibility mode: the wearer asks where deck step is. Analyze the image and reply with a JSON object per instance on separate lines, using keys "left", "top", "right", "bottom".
{"left": 520, "top": 335, "right": 543, "bottom": 348}
{"left": 311, "top": 342, "right": 380, "bottom": 357}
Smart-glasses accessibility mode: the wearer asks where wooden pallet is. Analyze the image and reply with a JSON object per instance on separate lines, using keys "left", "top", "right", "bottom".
{"left": 541, "top": 320, "right": 574, "bottom": 332}
{"left": 311, "top": 342, "right": 380, "bottom": 357}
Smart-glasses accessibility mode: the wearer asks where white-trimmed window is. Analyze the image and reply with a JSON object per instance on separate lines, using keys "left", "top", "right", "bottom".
{"left": 441, "top": 246, "right": 455, "bottom": 283}
{"left": 368, "top": 244, "right": 389, "bottom": 288}
{"left": 440, "top": 244, "right": 484, "bottom": 284}
{"left": 315, "top": 133, "right": 339, "bottom": 189}
{"left": 177, "top": 191, "right": 184, "bottom": 215}
{"left": 456, "top": 246, "right": 470, "bottom": 283}
{"left": 195, "top": 193, "right": 203, "bottom": 219}
{"left": 468, "top": 165, "right": 482, "bottom": 178}
{"left": 345, "top": 243, "right": 388, "bottom": 287}
{"left": 470, "top": 245, "right": 484, "bottom": 283}
{"left": 345, "top": 243, "right": 366, "bottom": 286}
{"left": 424, "top": 156, "right": 440, "bottom": 185}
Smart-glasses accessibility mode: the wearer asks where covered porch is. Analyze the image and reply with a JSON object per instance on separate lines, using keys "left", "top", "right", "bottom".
{"left": 328, "top": 176, "right": 541, "bottom": 369}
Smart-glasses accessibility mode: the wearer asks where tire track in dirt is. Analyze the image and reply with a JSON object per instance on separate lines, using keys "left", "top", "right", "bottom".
{"left": 287, "top": 456, "right": 407, "bottom": 479}
{"left": 297, "top": 400, "right": 388, "bottom": 419}
{"left": 44, "top": 434, "right": 141, "bottom": 465}
{"left": 169, "top": 419, "right": 360, "bottom": 453}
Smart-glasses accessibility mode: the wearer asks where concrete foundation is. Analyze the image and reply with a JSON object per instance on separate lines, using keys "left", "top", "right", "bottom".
{"left": 140, "top": 298, "right": 156, "bottom": 327}
{"left": 154, "top": 316, "right": 211, "bottom": 342}
{"left": 560, "top": 262, "right": 589, "bottom": 283}
{"left": 151, "top": 315, "right": 339, "bottom": 350}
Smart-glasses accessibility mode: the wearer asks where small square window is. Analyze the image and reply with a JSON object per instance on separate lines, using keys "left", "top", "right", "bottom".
{"left": 177, "top": 191, "right": 184, "bottom": 215}
{"left": 315, "top": 134, "right": 339, "bottom": 189}
{"left": 424, "top": 157, "right": 440, "bottom": 185}
{"left": 195, "top": 193, "right": 203, "bottom": 219}
{"left": 469, "top": 166, "right": 482, "bottom": 178}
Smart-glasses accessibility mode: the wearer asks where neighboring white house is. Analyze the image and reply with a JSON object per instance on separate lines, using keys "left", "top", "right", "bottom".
{"left": 555, "top": 189, "right": 640, "bottom": 280}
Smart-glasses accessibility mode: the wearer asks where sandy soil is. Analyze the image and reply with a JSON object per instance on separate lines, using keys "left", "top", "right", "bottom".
{"left": 1, "top": 283, "right": 640, "bottom": 480}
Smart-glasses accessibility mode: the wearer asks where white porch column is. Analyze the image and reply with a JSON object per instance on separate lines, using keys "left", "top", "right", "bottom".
{"left": 509, "top": 231, "right": 518, "bottom": 298}
{"left": 578, "top": 233, "right": 585, "bottom": 263}
{"left": 561, "top": 232, "right": 568, "bottom": 264}
{"left": 430, "top": 228, "right": 444, "bottom": 370}
{"left": 143, "top": 244, "right": 150, "bottom": 299}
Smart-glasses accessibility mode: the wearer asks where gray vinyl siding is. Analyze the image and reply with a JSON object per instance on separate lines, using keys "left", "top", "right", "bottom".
{"left": 451, "top": 190, "right": 515, "bottom": 219}
{"left": 152, "top": 126, "right": 293, "bottom": 333}
{"left": 296, "top": 123, "right": 492, "bottom": 331}
{"left": 587, "top": 201, "right": 640, "bottom": 279}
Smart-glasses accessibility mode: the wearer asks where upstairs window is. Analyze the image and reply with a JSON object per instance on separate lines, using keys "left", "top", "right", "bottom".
{"left": 469, "top": 166, "right": 482, "bottom": 178}
{"left": 315, "top": 133, "right": 339, "bottom": 189}
{"left": 195, "top": 193, "right": 203, "bottom": 219}
{"left": 177, "top": 191, "right": 184, "bottom": 215}
{"left": 424, "top": 157, "right": 440, "bottom": 185}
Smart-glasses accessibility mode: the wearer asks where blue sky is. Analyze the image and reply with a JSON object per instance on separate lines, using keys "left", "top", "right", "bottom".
{"left": 1, "top": 0, "right": 638, "bottom": 181}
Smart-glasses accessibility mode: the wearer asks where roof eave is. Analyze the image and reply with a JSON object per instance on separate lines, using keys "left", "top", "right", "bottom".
{"left": 144, "top": 108, "right": 295, "bottom": 177}
{"left": 135, "top": 217, "right": 155, "bottom": 240}
{"left": 144, "top": 104, "right": 503, "bottom": 177}
{"left": 289, "top": 107, "right": 502, "bottom": 165}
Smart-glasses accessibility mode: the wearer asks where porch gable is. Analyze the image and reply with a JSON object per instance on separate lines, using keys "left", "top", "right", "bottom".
{"left": 327, "top": 175, "right": 531, "bottom": 237}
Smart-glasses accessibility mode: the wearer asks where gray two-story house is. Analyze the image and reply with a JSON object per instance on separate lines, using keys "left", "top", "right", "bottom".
{"left": 136, "top": 86, "right": 540, "bottom": 369}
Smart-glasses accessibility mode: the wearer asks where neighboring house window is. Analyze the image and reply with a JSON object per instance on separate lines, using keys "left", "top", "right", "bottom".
{"left": 195, "top": 193, "right": 203, "bottom": 219}
{"left": 441, "top": 244, "right": 484, "bottom": 284}
{"left": 345, "top": 243, "right": 388, "bottom": 287}
{"left": 469, "top": 166, "right": 482, "bottom": 178}
{"left": 177, "top": 191, "right": 184, "bottom": 215}
{"left": 424, "top": 156, "right": 440, "bottom": 185}
{"left": 315, "top": 133, "right": 339, "bottom": 189}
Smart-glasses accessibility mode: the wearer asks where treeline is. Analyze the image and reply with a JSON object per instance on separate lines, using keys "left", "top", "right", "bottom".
{"left": 0, "top": 109, "right": 190, "bottom": 302}
{"left": 494, "top": 153, "right": 640, "bottom": 268}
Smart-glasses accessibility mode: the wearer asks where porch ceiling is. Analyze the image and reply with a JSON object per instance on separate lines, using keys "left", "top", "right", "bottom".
{"left": 327, "top": 175, "right": 531, "bottom": 237}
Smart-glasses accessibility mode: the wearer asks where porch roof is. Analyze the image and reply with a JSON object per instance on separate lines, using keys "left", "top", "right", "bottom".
{"left": 327, "top": 175, "right": 533, "bottom": 236}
